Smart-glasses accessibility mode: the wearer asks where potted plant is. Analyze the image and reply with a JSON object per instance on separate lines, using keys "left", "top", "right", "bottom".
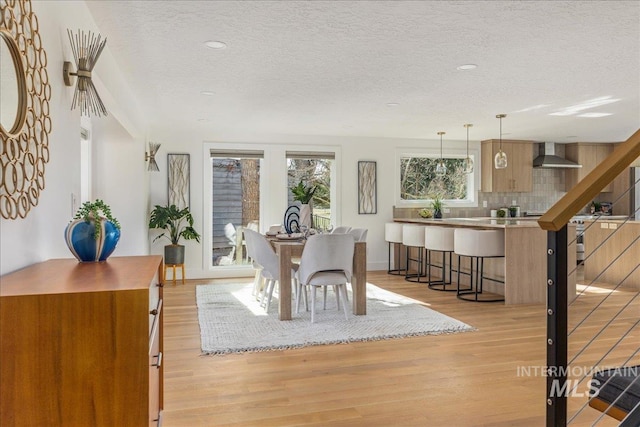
{"left": 291, "top": 180, "right": 316, "bottom": 205}
{"left": 290, "top": 180, "right": 316, "bottom": 230}
{"left": 148, "top": 204, "right": 201, "bottom": 265}
{"left": 508, "top": 206, "right": 518, "bottom": 218}
{"left": 64, "top": 199, "right": 121, "bottom": 262}
{"left": 431, "top": 195, "right": 444, "bottom": 219}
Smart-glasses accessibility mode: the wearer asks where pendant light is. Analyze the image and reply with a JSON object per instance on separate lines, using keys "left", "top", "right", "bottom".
{"left": 494, "top": 114, "right": 508, "bottom": 169}
{"left": 435, "top": 131, "right": 447, "bottom": 177}
{"left": 463, "top": 123, "right": 474, "bottom": 174}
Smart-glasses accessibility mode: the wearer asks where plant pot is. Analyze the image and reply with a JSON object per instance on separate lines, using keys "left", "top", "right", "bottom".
{"left": 164, "top": 244, "right": 185, "bottom": 265}
{"left": 65, "top": 219, "right": 120, "bottom": 262}
{"left": 434, "top": 209, "right": 443, "bottom": 219}
{"left": 299, "top": 204, "right": 312, "bottom": 229}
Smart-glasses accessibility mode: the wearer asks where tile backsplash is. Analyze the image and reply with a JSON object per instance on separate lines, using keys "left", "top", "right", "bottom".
{"left": 395, "top": 168, "right": 568, "bottom": 219}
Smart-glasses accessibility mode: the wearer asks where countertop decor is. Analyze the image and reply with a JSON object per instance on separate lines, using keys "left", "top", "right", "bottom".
{"left": 65, "top": 199, "right": 121, "bottom": 262}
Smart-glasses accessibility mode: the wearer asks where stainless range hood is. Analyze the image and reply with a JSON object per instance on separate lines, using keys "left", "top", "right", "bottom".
{"left": 533, "top": 142, "right": 582, "bottom": 169}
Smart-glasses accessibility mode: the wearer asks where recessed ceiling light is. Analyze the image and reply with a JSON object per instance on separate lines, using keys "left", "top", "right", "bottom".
{"left": 577, "top": 113, "right": 612, "bottom": 118}
{"left": 201, "top": 91, "right": 215, "bottom": 96}
{"left": 204, "top": 40, "right": 227, "bottom": 49}
{"left": 456, "top": 64, "right": 477, "bottom": 71}
{"left": 386, "top": 103, "right": 399, "bottom": 107}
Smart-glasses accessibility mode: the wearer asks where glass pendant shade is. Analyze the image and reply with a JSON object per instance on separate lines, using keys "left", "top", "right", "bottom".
{"left": 436, "top": 131, "right": 447, "bottom": 177}
{"left": 463, "top": 156, "right": 474, "bottom": 174}
{"left": 494, "top": 114, "right": 508, "bottom": 169}
{"left": 494, "top": 150, "right": 508, "bottom": 169}
{"left": 463, "top": 123, "right": 473, "bottom": 174}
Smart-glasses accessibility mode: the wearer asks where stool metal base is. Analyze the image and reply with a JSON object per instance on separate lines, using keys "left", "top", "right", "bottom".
{"left": 426, "top": 250, "right": 457, "bottom": 292}
{"left": 387, "top": 242, "right": 407, "bottom": 276}
{"left": 404, "top": 246, "right": 427, "bottom": 283}
{"left": 456, "top": 255, "right": 504, "bottom": 302}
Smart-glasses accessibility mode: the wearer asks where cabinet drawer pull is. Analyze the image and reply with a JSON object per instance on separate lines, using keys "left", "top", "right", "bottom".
{"left": 150, "top": 308, "right": 158, "bottom": 316}
{"left": 152, "top": 352, "right": 163, "bottom": 368}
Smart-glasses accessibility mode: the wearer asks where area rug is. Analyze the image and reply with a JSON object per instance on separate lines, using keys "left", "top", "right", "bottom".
{"left": 196, "top": 282, "right": 475, "bottom": 355}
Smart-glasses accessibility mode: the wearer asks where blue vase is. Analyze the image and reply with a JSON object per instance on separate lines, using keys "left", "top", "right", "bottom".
{"left": 64, "top": 218, "right": 121, "bottom": 262}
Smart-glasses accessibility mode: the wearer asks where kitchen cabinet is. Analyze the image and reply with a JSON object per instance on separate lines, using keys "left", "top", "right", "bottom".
{"left": 0, "top": 256, "right": 164, "bottom": 427}
{"left": 565, "top": 143, "right": 614, "bottom": 192}
{"left": 481, "top": 139, "right": 533, "bottom": 192}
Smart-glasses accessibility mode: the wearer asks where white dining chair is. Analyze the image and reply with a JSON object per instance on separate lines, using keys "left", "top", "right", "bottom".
{"left": 294, "top": 234, "right": 355, "bottom": 323}
{"left": 331, "top": 226, "right": 352, "bottom": 234}
{"left": 348, "top": 228, "right": 368, "bottom": 242}
{"left": 243, "top": 229, "right": 300, "bottom": 312}
{"left": 243, "top": 228, "right": 265, "bottom": 299}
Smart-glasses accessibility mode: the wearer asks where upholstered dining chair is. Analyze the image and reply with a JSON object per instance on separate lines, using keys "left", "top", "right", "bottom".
{"left": 243, "top": 229, "right": 300, "bottom": 312}
{"left": 243, "top": 228, "right": 265, "bottom": 299}
{"left": 294, "top": 234, "right": 355, "bottom": 323}
{"left": 331, "top": 226, "right": 352, "bottom": 234}
{"left": 348, "top": 228, "right": 368, "bottom": 242}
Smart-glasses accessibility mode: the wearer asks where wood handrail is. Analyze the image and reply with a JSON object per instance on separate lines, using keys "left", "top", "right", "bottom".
{"left": 538, "top": 128, "right": 640, "bottom": 231}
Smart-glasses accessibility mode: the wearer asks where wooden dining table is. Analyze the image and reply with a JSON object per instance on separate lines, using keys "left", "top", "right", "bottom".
{"left": 269, "top": 238, "right": 367, "bottom": 320}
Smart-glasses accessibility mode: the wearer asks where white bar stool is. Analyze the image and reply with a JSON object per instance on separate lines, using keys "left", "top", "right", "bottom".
{"left": 402, "top": 224, "right": 426, "bottom": 283}
{"left": 424, "top": 226, "right": 456, "bottom": 291}
{"left": 385, "top": 222, "right": 406, "bottom": 275}
{"left": 454, "top": 228, "right": 505, "bottom": 302}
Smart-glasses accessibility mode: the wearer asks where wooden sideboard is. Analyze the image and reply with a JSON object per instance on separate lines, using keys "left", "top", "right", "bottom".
{"left": 0, "top": 256, "right": 164, "bottom": 427}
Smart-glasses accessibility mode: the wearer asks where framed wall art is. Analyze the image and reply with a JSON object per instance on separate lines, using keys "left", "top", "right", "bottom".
{"left": 358, "top": 161, "right": 377, "bottom": 214}
{"left": 168, "top": 154, "right": 190, "bottom": 209}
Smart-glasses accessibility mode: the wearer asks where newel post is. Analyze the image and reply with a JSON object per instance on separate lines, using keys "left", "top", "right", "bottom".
{"left": 546, "top": 226, "right": 568, "bottom": 426}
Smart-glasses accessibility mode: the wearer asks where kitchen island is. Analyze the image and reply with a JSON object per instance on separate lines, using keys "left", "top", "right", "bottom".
{"left": 583, "top": 218, "right": 640, "bottom": 290}
{"left": 394, "top": 217, "right": 576, "bottom": 304}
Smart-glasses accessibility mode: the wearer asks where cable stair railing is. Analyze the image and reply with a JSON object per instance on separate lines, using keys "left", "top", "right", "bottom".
{"left": 538, "top": 128, "right": 640, "bottom": 427}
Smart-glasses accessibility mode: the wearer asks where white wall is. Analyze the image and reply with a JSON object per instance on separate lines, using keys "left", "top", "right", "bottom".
{"left": 0, "top": 1, "right": 148, "bottom": 275}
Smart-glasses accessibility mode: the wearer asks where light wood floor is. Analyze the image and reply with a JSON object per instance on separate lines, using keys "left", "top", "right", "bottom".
{"left": 162, "top": 270, "right": 637, "bottom": 426}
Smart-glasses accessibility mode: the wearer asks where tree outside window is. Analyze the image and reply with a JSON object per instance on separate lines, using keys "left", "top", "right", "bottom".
{"left": 400, "top": 157, "right": 468, "bottom": 201}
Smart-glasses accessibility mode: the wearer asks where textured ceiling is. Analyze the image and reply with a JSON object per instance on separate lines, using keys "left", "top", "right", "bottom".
{"left": 85, "top": 0, "right": 640, "bottom": 142}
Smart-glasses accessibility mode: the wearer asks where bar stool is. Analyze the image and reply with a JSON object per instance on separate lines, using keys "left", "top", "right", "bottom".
{"left": 454, "top": 228, "right": 505, "bottom": 302}
{"left": 402, "top": 224, "right": 426, "bottom": 283}
{"left": 424, "top": 226, "right": 456, "bottom": 291}
{"left": 385, "top": 222, "right": 406, "bottom": 275}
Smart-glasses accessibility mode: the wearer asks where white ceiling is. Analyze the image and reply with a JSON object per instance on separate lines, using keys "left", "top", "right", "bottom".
{"left": 85, "top": 0, "right": 640, "bottom": 143}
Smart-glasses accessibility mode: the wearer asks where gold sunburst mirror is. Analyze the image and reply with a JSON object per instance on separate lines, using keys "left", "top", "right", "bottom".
{"left": 0, "top": 0, "right": 52, "bottom": 219}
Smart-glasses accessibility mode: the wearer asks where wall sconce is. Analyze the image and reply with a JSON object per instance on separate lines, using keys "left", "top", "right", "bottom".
{"left": 145, "top": 142, "right": 161, "bottom": 172}
{"left": 63, "top": 29, "right": 108, "bottom": 117}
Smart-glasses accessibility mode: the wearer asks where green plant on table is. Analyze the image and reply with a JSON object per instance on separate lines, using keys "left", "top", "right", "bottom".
{"left": 291, "top": 180, "right": 317, "bottom": 204}
{"left": 72, "top": 199, "right": 121, "bottom": 239}
{"left": 430, "top": 194, "right": 444, "bottom": 212}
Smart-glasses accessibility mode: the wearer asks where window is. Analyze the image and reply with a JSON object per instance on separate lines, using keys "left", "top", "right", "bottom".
{"left": 398, "top": 152, "right": 476, "bottom": 207}
{"left": 286, "top": 151, "right": 335, "bottom": 230}
{"left": 210, "top": 150, "right": 262, "bottom": 267}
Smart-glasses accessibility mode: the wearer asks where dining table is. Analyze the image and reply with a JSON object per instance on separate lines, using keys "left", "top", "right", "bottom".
{"left": 269, "top": 237, "right": 367, "bottom": 321}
